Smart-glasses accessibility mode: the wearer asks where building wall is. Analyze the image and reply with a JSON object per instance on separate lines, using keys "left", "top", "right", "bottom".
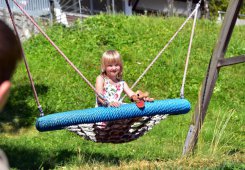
{"left": 58, "top": 0, "right": 200, "bottom": 17}
{"left": 135, "top": 0, "right": 195, "bottom": 16}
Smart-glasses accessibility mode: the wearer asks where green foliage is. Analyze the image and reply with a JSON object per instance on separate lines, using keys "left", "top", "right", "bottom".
{"left": 0, "top": 15, "right": 244, "bottom": 169}
{"left": 209, "top": 0, "right": 245, "bottom": 19}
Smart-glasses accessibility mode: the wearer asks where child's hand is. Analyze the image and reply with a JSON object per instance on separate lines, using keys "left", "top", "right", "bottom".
{"left": 131, "top": 90, "right": 154, "bottom": 102}
{"left": 109, "top": 101, "right": 121, "bottom": 107}
{"left": 143, "top": 97, "right": 154, "bottom": 102}
{"left": 130, "top": 94, "right": 139, "bottom": 102}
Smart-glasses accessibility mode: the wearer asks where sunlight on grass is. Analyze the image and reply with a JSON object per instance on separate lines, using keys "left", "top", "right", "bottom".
{"left": 0, "top": 14, "right": 244, "bottom": 169}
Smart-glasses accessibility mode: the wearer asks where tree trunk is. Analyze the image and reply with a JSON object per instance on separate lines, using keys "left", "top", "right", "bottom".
{"left": 187, "top": 0, "right": 192, "bottom": 17}
{"left": 203, "top": 0, "right": 210, "bottom": 19}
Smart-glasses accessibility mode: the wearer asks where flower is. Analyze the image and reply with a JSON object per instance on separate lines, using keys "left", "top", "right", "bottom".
{"left": 116, "top": 84, "right": 121, "bottom": 90}
{"left": 114, "top": 93, "right": 119, "bottom": 99}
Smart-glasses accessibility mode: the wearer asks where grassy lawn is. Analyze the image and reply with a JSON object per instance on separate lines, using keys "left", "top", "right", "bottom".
{"left": 0, "top": 14, "right": 244, "bottom": 169}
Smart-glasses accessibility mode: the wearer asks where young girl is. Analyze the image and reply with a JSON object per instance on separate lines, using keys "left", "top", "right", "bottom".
{"left": 95, "top": 50, "right": 152, "bottom": 107}
{"left": 96, "top": 50, "right": 133, "bottom": 107}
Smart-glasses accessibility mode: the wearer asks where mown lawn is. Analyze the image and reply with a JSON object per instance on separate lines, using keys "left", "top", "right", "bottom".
{"left": 0, "top": 14, "right": 244, "bottom": 169}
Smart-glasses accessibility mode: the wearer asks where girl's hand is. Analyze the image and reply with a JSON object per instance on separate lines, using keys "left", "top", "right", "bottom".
{"left": 130, "top": 94, "right": 139, "bottom": 102}
{"left": 143, "top": 97, "right": 154, "bottom": 102}
{"left": 109, "top": 101, "right": 121, "bottom": 107}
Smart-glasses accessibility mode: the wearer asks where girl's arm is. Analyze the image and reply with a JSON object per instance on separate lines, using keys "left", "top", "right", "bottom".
{"left": 95, "top": 75, "right": 107, "bottom": 105}
{"left": 124, "top": 82, "right": 154, "bottom": 102}
{"left": 123, "top": 82, "right": 135, "bottom": 99}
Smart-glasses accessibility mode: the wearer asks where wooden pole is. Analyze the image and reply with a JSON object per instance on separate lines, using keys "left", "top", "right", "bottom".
{"left": 89, "top": 0, "right": 93, "bottom": 15}
{"left": 49, "top": 0, "right": 55, "bottom": 23}
{"left": 183, "top": 0, "right": 244, "bottom": 155}
{"left": 168, "top": 0, "right": 174, "bottom": 16}
{"left": 187, "top": 0, "right": 192, "bottom": 16}
{"left": 203, "top": 0, "right": 210, "bottom": 19}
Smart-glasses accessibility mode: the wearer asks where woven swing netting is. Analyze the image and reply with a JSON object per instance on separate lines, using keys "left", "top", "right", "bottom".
{"left": 67, "top": 115, "right": 167, "bottom": 143}
{"left": 6, "top": 0, "right": 201, "bottom": 143}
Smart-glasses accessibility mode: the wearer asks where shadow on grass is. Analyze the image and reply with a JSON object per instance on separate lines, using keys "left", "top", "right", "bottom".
{"left": 0, "top": 84, "right": 133, "bottom": 169}
{"left": 1, "top": 143, "right": 130, "bottom": 169}
{"left": 1, "top": 144, "right": 74, "bottom": 170}
{"left": 0, "top": 84, "right": 51, "bottom": 133}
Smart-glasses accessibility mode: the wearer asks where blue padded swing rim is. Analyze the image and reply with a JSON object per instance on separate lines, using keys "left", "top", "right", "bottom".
{"left": 36, "top": 98, "right": 191, "bottom": 132}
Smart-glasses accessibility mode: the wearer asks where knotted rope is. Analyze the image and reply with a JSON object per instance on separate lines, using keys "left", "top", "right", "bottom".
{"left": 180, "top": 2, "right": 200, "bottom": 98}
{"left": 5, "top": 0, "right": 44, "bottom": 116}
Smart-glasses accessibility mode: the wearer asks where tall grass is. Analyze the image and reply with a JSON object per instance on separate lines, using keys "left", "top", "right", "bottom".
{"left": 0, "top": 14, "right": 244, "bottom": 169}
{"left": 210, "top": 109, "right": 235, "bottom": 155}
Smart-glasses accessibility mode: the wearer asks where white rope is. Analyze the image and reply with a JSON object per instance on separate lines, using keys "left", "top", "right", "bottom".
{"left": 121, "top": 3, "right": 201, "bottom": 101}
{"left": 180, "top": 3, "right": 200, "bottom": 98}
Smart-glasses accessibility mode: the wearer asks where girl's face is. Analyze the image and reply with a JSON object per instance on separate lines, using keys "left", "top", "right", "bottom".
{"left": 105, "top": 62, "right": 121, "bottom": 79}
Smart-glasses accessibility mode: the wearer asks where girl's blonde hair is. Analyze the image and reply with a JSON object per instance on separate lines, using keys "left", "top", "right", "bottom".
{"left": 101, "top": 50, "right": 123, "bottom": 80}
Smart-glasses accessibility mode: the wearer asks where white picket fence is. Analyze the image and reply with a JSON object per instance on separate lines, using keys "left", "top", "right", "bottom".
{"left": 0, "top": 0, "right": 50, "bottom": 16}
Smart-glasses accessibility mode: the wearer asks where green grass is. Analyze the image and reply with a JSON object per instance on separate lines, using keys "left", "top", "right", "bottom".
{"left": 0, "top": 14, "right": 244, "bottom": 169}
